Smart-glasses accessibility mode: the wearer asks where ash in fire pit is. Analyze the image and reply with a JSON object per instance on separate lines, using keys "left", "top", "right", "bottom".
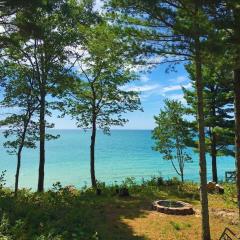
{"left": 152, "top": 200, "right": 194, "bottom": 215}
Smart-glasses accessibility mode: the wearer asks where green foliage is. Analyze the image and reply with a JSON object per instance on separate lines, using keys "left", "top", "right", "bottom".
{"left": 170, "top": 221, "right": 181, "bottom": 231}
{"left": 183, "top": 59, "right": 235, "bottom": 157}
{"left": 222, "top": 183, "right": 237, "bottom": 206}
{"left": 183, "top": 57, "right": 235, "bottom": 183}
{"left": 0, "top": 61, "right": 40, "bottom": 154}
{"left": 65, "top": 22, "right": 141, "bottom": 133}
{"left": 0, "top": 170, "right": 7, "bottom": 190}
{"left": 153, "top": 99, "right": 193, "bottom": 182}
{"left": 1, "top": 0, "right": 95, "bottom": 135}
{"left": 0, "top": 177, "right": 200, "bottom": 239}
{"left": 106, "top": 0, "right": 216, "bottom": 67}
{"left": 62, "top": 20, "right": 141, "bottom": 187}
{"left": 170, "top": 221, "right": 192, "bottom": 231}
{"left": 0, "top": 0, "right": 99, "bottom": 191}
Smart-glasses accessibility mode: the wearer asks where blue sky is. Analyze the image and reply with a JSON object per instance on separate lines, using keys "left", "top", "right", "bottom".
{"left": 52, "top": 0, "right": 189, "bottom": 130}
{"left": 0, "top": 1, "right": 192, "bottom": 130}
{"left": 53, "top": 63, "right": 191, "bottom": 130}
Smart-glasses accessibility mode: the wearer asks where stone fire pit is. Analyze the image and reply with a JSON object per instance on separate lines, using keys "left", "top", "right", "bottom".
{"left": 152, "top": 200, "right": 194, "bottom": 215}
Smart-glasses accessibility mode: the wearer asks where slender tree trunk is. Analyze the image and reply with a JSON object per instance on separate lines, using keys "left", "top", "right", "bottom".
{"left": 38, "top": 91, "right": 46, "bottom": 192}
{"left": 211, "top": 131, "right": 218, "bottom": 183}
{"left": 181, "top": 172, "right": 184, "bottom": 183}
{"left": 209, "top": 91, "right": 218, "bottom": 184}
{"left": 234, "top": 68, "right": 240, "bottom": 219}
{"left": 15, "top": 147, "right": 22, "bottom": 196}
{"left": 195, "top": 37, "right": 211, "bottom": 240}
{"left": 90, "top": 115, "right": 97, "bottom": 188}
{"left": 15, "top": 117, "right": 30, "bottom": 196}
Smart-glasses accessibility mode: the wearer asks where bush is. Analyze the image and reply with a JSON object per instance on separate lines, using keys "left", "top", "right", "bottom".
{"left": 0, "top": 170, "right": 6, "bottom": 190}
{"left": 165, "top": 177, "right": 181, "bottom": 186}
{"left": 222, "top": 183, "right": 237, "bottom": 205}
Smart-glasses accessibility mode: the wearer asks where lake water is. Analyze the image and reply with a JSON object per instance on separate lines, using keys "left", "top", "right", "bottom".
{"left": 0, "top": 130, "right": 236, "bottom": 190}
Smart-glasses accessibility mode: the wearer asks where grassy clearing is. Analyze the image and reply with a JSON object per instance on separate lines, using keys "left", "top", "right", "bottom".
{"left": 0, "top": 177, "right": 239, "bottom": 240}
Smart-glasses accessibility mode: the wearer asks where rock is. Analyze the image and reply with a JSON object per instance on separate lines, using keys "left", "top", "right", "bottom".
{"left": 207, "top": 181, "right": 216, "bottom": 192}
{"left": 216, "top": 184, "right": 224, "bottom": 194}
{"left": 152, "top": 200, "right": 195, "bottom": 215}
{"left": 207, "top": 182, "right": 224, "bottom": 194}
{"left": 206, "top": 182, "right": 224, "bottom": 194}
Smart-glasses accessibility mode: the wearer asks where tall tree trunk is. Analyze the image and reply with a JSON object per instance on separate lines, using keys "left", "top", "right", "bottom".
{"left": 38, "top": 91, "right": 46, "bottom": 192}
{"left": 195, "top": 37, "right": 211, "bottom": 240}
{"left": 15, "top": 147, "right": 22, "bottom": 196}
{"left": 90, "top": 115, "right": 97, "bottom": 188}
{"left": 181, "top": 172, "right": 184, "bottom": 183}
{"left": 234, "top": 68, "right": 240, "bottom": 219}
{"left": 211, "top": 131, "right": 218, "bottom": 183}
{"left": 15, "top": 117, "right": 30, "bottom": 196}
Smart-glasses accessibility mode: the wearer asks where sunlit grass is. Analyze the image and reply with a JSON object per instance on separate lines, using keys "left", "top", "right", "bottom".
{"left": 0, "top": 178, "right": 239, "bottom": 239}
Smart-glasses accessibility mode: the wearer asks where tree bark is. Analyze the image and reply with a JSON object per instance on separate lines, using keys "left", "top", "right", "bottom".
{"left": 15, "top": 116, "right": 30, "bottom": 196}
{"left": 195, "top": 37, "right": 211, "bottom": 240}
{"left": 90, "top": 115, "right": 97, "bottom": 188}
{"left": 211, "top": 131, "right": 218, "bottom": 183}
{"left": 38, "top": 91, "right": 46, "bottom": 192}
{"left": 234, "top": 68, "right": 240, "bottom": 219}
{"left": 181, "top": 173, "right": 184, "bottom": 183}
{"left": 15, "top": 147, "right": 22, "bottom": 196}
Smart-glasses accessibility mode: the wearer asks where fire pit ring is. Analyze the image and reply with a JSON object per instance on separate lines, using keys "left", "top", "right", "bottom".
{"left": 152, "top": 200, "right": 194, "bottom": 215}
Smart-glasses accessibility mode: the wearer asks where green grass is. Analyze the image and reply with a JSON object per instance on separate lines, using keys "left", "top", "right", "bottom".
{"left": 0, "top": 177, "right": 238, "bottom": 240}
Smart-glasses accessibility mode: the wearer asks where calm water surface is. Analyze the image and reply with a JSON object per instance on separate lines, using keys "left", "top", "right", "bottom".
{"left": 0, "top": 130, "right": 235, "bottom": 190}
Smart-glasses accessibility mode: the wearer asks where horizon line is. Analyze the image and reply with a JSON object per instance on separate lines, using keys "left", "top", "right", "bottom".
{"left": 52, "top": 128, "right": 154, "bottom": 130}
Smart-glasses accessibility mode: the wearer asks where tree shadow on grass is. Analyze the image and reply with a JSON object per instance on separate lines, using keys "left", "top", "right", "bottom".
{"left": 0, "top": 189, "right": 149, "bottom": 240}
{"left": 0, "top": 183, "right": 200, "bottom": 239}
{"left": 85, "top": 184, "right": 200, "bottom": 240}
{"left": 91, "top": 198, "right": 149, "bottom": 240}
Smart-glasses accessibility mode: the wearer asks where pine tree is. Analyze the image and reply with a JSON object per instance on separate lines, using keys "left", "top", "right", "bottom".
{"left": 207, "top": 0, "right": 240, "bottom": 219}
{"left": 106, "top": 1, "right": 215, "bottom": 238}
{"left": 183, "top": 59, "right": 235, "bottom": 183}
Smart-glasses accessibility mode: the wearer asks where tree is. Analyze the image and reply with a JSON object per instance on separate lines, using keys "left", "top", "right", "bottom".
{"left": 206, "top": 0, "right": 240, "bottom": 218}
{"left": 223, "top": 1, "right": 240, "bottom": 220}
{"left": 2, "top": 0, "right": 98, "bottom": 191}
{"left": 0, "top": 0, "right": 43, "bottom": 48}
{"left": 0, "top": 61, "right": 39, "bottom": 195}
{"left": 183, "top": 59, "right": 235, "bottom": 183}
{"left": 153, "top": 100, "right": 193, "bottom": 182}
{"left": 66, "top": 23, "right": 141, "bottom": 188}
{"left": 106, "top": 1, "right": 215, "bottom": 238}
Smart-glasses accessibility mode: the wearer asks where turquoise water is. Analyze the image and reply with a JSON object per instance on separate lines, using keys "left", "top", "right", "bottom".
{"left": 0, "top": 130, "right": 236, "bottom": 190}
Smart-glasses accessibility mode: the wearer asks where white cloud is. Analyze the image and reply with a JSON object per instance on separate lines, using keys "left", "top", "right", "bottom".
{"left": 169, "top": 76, "right": 187, "bottom": 83}
{"left": 130, "top": 56, "right": 164, "bottom": 73}
{"left": 121, "top": 77, "right": 192, "bottom": 102}
{"left": 139, "top": 75, "right": 150, "bottom": 82}
{"left": 168, "top": 94, "right": 187, "bottom": 104}
{"left": 162, "top": 83, "right": 191, "bottom": 93}
{"left": 121, "top": 81, "right": 192, "bottom": 101}
{"left": 122, "top": 84, "right": 160, "bottom": 92}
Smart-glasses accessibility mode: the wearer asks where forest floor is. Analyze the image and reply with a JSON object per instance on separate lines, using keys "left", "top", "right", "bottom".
{"left": 0, "top": 178, "right": 239, "bottom": 240}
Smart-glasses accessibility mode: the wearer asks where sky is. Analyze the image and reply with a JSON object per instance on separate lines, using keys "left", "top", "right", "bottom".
{"left": 52, "top": 1, "right": 192, "bottom": 130}
{"left": 53, "top": 63, "right": 191, "bottom": 130}
{"left": 0, "top": 0, "right": 192, "bottom": 130}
